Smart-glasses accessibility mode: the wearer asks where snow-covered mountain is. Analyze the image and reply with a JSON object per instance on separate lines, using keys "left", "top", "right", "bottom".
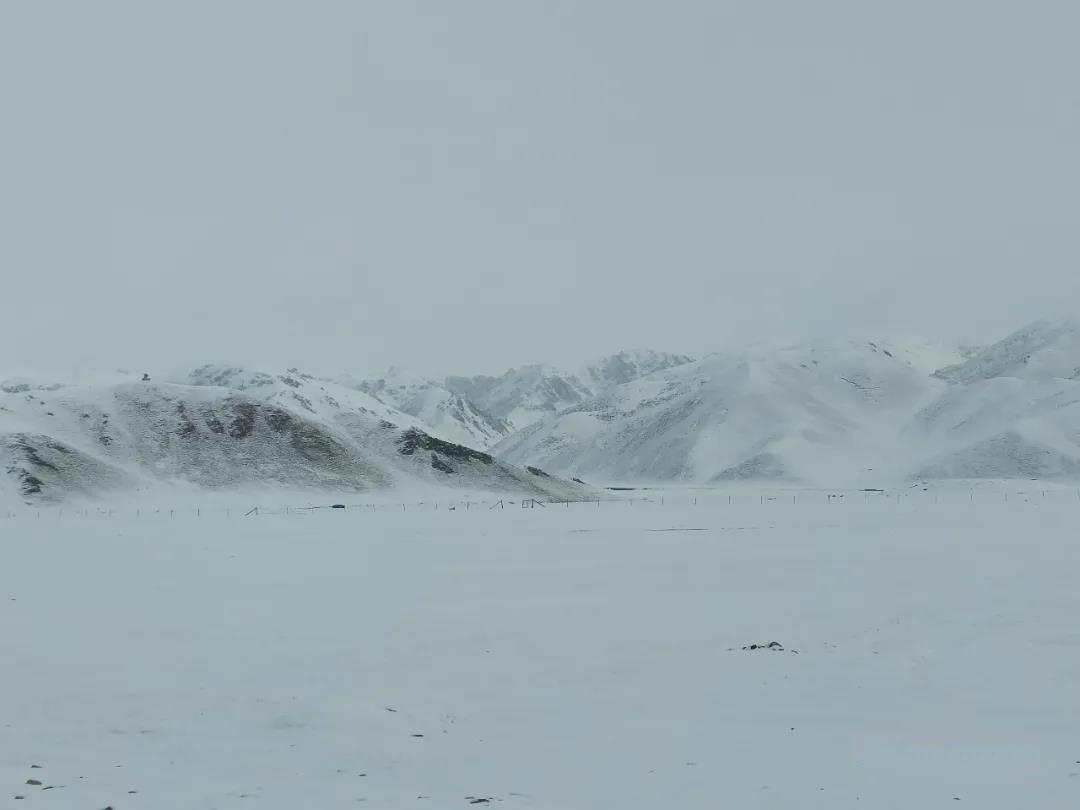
{"left": 582, "top": 349, "right": 697, "bottom": 390}
{"left": 495, "top": 340, "right": 944, "bottom": 486}
{"left": 911, "top": 319, "right": 1080, "bottom": 479}
{"left": 0, "top": 366, "right": 593, "bottom": 504}
{"left": 494, "top": 325, "right": 1080, "bottom": 486}
{"left": 443, "top": 350, "right": 695, "bottom": 432}
{"left": 934, "top": 318, "right": 1080, "bottom": 383}
{"left": 346, "top": 368, "right": 511, "bottom": 449}
{"left": 444, "top": 364, "right": 594, "bottom": 432}
{"left": 910, "top": 377, "right": 1080, "bottom": 480}
{"left": 348, "top": 350, "right": 695, "bottom": 449}
{"left": 8, "top": 321, "right": 1080, "bottom": 499}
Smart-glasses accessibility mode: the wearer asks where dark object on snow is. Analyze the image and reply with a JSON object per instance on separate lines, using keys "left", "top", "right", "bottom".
{"left": 525, "top": 465, "right": 550, "bottom": 477}
{"left": 607, "top": 486, "right": 636, "bottom": 491}
{"left": 142, "top": 373, "right": 151, "bottom": 382}
{"left": 572, "top": 477, "right": 588, "bottom": 485}
{"left": 25, "top": 780, "right": 42, "bottom": 786}
{"left": 742, "top": 641, "right": 784, "bottom": 651}
{"left": 330, "top": 504, "right": 346, "bottom": 509}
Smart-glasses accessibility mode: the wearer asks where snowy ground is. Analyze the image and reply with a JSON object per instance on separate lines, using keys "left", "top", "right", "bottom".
{"left": 3, "top": 489, "right": 1080, "bottom": 809}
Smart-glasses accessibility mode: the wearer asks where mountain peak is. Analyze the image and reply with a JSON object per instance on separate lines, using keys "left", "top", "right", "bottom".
{"left": 934, "top": 318, "right": 1080, "bottom": 384}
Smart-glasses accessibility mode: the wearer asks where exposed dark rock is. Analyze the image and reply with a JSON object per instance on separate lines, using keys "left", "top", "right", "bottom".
{"left": 10, "top": 437, "right": 59, "bottom": 473}
{"left": 227, "top": 402, "right": 258, "bottom": 438}
{"left": 176, "top": 402, "right": 197, "bottom": 435}
{"left": 742, "top": 641, "right": 784, "bottom": 651}
{"left": 291, "top": 392, "right": 315, "bottom": 412}
{"left": 398, "top": 429, "right": 492, "bottom": 464}
{"left": 431, "top": 454, "right": 455, "bottom": 474}
{"left": 265, "top": 409, "right": 293, "bottom": 432}
{"left": 289, "top": 422, "right": 350, "bottom": 465}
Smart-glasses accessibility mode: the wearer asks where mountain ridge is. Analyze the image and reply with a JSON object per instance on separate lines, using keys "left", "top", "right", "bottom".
{"left": 6, "top": 321, "right": 1080, "bottom": 500}
{"left": 0, "top": 369, "right": 594, "bottom": 505}
{"left": 494, "top": 325, "right": 1080, "bottom": 486}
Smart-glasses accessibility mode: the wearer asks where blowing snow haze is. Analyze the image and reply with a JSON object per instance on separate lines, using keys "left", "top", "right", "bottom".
{"left": 2, "top": 2, "right": 1079, "bottom": 376}
{"left": 7, "top": 7, "right": 1080, "bottom": 809}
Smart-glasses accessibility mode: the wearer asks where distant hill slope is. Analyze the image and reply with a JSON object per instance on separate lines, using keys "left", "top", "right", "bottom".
{"left": 8, "top": 320, "right": 1080, "bottom": 497}
{"left": 934, "top": 319, "right": 1080, "bottom": 384}
{"left": 494, "top": 340, "right": 942, "bottom": 486}
{"left": 349, "top": 350, "right": 695, "bottom": 449}
{"left": 442, "top": 350, "right": 695, "bottom": 433}
{"left": 0, "top": 368, "right": 593, "bottom": 504}
{"left": 494, "top": 325, "right": 1080, "bottom": 486}
{"left": 346, "top": 367, "right": 512, "bottom": 450}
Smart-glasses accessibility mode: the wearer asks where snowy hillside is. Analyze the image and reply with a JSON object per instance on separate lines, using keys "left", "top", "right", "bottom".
{"left": 6, "top": 321, "right": 1080, "bottom": 497}
{"left": 347, "top": 367, "right": 511, "bottom": 449}
{"left": 0, "top": 368, "right": 593, "bottom": 504}
{"left": 494, "top": 324, "right": 1080, "bottom": 485}
{"left": 582, "top": 348, "right": 696, "bottom": 390}
{"left": 495, "top": 340, "right": 944, "bottom": 487}
{"left": 934, "top": 318, "right": 1080, "bottom": 383}
{"left": 910, "top": 377, "right": 1080, "bottom": 479}
{"left": 443, "top": 350, "right": 695, "bottom": 432}
{"left": 345, "top": 350, "right": 695, "bottom": 449}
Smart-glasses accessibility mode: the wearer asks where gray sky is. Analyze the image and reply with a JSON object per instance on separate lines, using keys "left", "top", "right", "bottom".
{"left": 2, "top": 1, "right": 1078, "bottom": 378}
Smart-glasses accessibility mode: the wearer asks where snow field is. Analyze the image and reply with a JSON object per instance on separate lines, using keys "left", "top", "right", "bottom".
{"left": 2, "top": 491, "right": 1079, "bottom": 808}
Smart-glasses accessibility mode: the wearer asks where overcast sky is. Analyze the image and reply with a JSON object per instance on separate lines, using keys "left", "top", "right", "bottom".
{"left": 2, "top": 1, "right": 1077, "bottom": 378}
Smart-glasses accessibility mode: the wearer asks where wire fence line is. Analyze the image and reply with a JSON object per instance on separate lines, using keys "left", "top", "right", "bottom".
{"left": 4, "top": 486, "right": 1080, "bottom": 520}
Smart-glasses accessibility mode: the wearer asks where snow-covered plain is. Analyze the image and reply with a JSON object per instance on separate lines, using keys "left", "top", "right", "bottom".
{"left": 4, "top": 487, "right": 1079, "bottom": 809}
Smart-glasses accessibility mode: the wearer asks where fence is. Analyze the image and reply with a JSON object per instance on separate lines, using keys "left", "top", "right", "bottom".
{"left": 4, "top": 485, "right": 1080, "bottom": 521}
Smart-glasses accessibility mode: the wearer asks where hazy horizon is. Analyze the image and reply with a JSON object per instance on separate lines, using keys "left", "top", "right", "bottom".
{"left": 3, "top": 2, "right": 1077, "bottom": 378}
